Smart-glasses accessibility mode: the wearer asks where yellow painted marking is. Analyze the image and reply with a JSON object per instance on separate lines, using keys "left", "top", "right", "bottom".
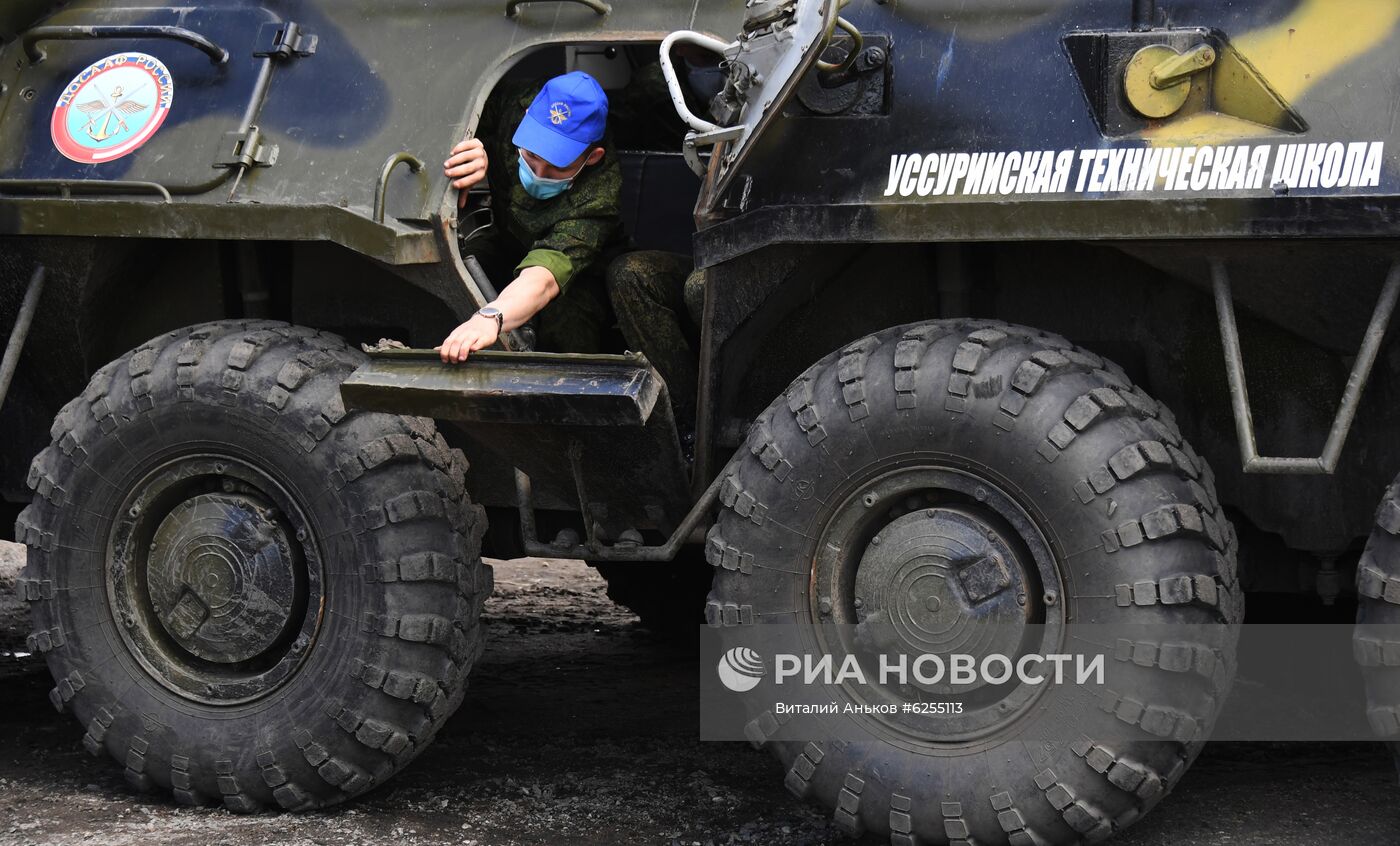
{"left": 1231, "top": 0, "right": 1400, "bottom": 101}
{"left": 1144, "top": 0, "right": 1400, "bottom": 144}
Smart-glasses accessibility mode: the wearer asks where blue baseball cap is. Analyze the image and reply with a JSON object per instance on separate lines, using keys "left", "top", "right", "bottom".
{"left": 512, "top": 71, "right": 609, "bottom": 168}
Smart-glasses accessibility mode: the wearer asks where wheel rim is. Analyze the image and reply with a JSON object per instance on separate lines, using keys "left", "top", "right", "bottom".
{"left": 107, "top": 453, "right": 325, "bottom": 705}
{"left": 810, "top": 462, "right": 1066, "bottom": 742}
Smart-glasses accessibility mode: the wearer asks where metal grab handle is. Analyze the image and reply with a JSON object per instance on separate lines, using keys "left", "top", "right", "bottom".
{"left": 506, "top": 0, "right": 610, "bottom": 19}
{"left": 374, "top": 152, "right": 425, "bottom": 224}
{"left": 659, "top": 30, "right": 736, "bottom": 134}
{"left": 815, "top": 16, "right": 864, "bottom": 74}
{"left": 23, "top": 25, "right": 229, "bottom": 65}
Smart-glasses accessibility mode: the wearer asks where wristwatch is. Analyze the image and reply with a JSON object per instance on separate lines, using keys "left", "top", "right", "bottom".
{"left": 476, "top": 305, "right": 504, "bottom": 336}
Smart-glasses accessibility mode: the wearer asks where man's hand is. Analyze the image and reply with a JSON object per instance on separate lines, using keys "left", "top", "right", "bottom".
{"left": 436, "top": 313, "right": 500, "bottom": 364}
{"left": 435, "top": 267, "right": 559, "bottom": 363}
{"left": 445, "top": 137, "right": 489, "bottom": 209}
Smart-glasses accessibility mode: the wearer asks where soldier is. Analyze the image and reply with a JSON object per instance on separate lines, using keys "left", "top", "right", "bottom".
{"left": 442, "top": 66, "right": 707, "bottom": 444}
{"left": 439, "top": 71, "right": 622, "bottom": 363}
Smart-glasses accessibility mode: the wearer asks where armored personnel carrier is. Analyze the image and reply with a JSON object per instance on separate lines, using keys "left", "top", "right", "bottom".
{"left": 2, "top": 0, "right": 1397, "bottom": 842}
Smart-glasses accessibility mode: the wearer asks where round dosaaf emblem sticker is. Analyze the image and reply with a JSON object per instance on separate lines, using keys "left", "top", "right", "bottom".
{"left": 51, "top": 52, "right": 174, "bottom": 164}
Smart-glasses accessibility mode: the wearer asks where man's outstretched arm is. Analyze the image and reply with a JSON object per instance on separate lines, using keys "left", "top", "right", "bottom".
{"left": 437, "top": 266, "right": 559, "bottom": 363}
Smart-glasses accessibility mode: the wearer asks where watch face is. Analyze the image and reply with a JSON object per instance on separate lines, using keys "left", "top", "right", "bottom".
{"left": 480, "top": 307, "right": 502, "bottom": 317}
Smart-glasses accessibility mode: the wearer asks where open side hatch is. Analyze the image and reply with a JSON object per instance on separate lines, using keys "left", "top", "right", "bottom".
{"left": 660, "top": 0, "right": 840, "bottom": 215}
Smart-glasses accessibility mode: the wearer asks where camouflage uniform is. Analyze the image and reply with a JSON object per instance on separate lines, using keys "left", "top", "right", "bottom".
{"left": 606, "top": 250, "right": 704, "bottom": 426}
{"left": 465, "top": 80, "right": 625, "bottom": 354}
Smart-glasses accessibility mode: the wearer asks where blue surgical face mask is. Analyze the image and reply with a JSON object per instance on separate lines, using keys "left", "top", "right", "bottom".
{"left": 518, "top": 148, "right": 586, "bottom": 200}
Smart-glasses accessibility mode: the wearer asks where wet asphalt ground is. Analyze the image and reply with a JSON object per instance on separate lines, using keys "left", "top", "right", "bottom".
{"left": 2, "top": 553, "right": 1399, "bottom": 846}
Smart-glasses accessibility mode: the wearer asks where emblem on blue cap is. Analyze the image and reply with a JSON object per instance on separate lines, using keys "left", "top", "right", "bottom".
{"left": 512, "top": 71, "right": 609, "bottom": 168}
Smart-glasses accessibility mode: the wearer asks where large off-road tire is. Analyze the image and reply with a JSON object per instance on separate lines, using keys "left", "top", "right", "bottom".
{"left": 1354, "top": 475, "right": 1400, "bottom": 774}
{"left": 13, "top": 320, "right": 491, "bottom": 811}
{"left": 707, "top": 320, "right": 1241, "bottom": 844}
{"left": 592, "top": 552, "right": 714, "bottom": 633}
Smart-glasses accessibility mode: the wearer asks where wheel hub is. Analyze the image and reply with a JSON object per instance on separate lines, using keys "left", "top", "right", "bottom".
{"left": 107, "top": 454, "right": 323, "bottom": 705}
{"left": 147, "top": 493, "right": 298, "bottom": 664}
{"left": 810, "top": 464, "right": 1066, "bottom": 742}
{"left": 854, "top": 507, "right": 1031, "bottom": 695}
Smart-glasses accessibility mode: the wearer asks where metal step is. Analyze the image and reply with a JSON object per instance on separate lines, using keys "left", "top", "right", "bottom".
{"left": 341, "top": 348, "right": 692, "bottom": 543}
{"left": 342, "top": 347, "right": 663, "bottom": 426}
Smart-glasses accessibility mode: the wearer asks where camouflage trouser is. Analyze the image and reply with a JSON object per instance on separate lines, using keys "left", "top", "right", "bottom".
{"left": 461, "top": 230, "right": 613, "bottom": 354}
{"left": 605, "top": 250, "right": 703, "bottom": 426}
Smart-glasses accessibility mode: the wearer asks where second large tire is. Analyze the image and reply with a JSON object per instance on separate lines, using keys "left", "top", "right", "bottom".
{"left": 707, "top": 319, "right": 1241, "bottom": 845}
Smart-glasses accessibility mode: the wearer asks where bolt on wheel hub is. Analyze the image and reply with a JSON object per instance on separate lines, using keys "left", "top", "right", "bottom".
{"left": 147, "top": 493, "right": 298, "bottom": 665}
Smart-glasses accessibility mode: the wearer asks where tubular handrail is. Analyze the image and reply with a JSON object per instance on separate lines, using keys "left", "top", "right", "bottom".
{"left": 659, "top": 30, "right": 735, "bottom": 135}
{"left": 373, "top": 152, "right": 425, "bottom": 224}
{"left": 0, "top": 178, "right": 174, "bottom": 202}
{"left": 505, "top": 0, "right": 610, "bottom": 19}
{"left": 23, "top": 25, "right": 229, "bottom": 65}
